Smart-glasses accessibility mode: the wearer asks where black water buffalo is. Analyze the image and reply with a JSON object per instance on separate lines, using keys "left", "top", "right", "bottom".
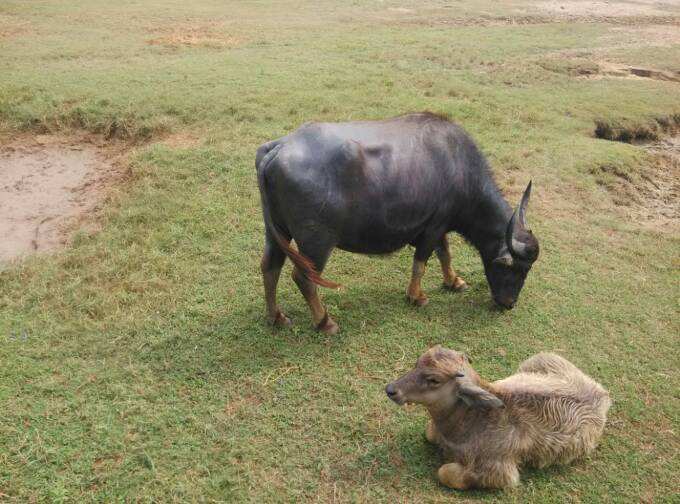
{"left": 256, "top": 112, "right": 540, "bottom": 334}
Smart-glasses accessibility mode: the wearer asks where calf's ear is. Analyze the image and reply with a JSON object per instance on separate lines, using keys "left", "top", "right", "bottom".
{"left": 457, "top": 378, "right": 504, "bottom": 409}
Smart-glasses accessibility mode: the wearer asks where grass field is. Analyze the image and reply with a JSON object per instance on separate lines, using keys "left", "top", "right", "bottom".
{"left": 1, "top": 0, "right": 679, "bottom": 502}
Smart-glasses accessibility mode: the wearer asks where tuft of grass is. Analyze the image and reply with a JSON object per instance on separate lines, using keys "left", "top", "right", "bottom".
{"left": 594, "top": 114, "right": 680, "bottom": 144}
{"left": 1, "top": 1, "right": 679, "bottom": 502}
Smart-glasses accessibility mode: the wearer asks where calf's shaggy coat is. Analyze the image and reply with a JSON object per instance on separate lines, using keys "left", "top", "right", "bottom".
{"left": 385, "top": 347, "right": 611, "bottom": 490}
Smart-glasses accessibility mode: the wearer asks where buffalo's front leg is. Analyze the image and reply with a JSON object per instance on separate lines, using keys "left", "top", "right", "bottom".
{"left": 406, "top": 258, "right": 429, "bottom": 307}
{"left": 435, "top": 235, "right": 467, "bottom": 291}
{"left": 292, "top": 267, "right": 339, "bottom": 335}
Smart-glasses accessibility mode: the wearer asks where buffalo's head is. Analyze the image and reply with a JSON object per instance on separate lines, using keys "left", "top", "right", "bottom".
{"left": 483, "top": 181, "right": 540, "bottom": 309}
{"left": 385, "top": 346, "right": 503, "bottom": 409}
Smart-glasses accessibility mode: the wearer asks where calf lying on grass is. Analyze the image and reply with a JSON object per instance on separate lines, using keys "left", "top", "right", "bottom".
{"left": 385, "top": 346, "right": 611, "bottom": 490}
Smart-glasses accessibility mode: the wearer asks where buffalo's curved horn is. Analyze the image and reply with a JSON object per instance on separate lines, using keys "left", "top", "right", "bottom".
{"left": 506, "top": 181, "right": 533, "bottom": 259}
{"left": 518, "top": 180, "right": 531, "bottom": 229}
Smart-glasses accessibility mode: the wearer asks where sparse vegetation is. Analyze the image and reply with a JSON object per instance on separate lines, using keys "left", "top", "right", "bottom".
{"left": 594, "top": 114, "right": 680, "bottom": 143}
{"left": 0, "top": 1, "right": 679, "bottom": 502}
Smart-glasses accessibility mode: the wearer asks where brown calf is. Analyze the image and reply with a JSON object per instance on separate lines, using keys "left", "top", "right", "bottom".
{"left": 386, "top": 346, "right": 611, "bottom": 490}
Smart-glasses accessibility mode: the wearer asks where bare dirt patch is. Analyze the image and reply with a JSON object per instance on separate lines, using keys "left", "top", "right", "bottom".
{"left": 586, "top": 62, "right": 680, "bottom": 82}
{"left": 536, "top": 0, "right": 678, "bottom": 17}
{"left": 369, "top": 1, "right": 680, "bottom": 29}
{"left": 538, "top": 57, "right": 680, "bottom": 82}
{"left": 0, "top": 135, "right": 127, "bottom": 263}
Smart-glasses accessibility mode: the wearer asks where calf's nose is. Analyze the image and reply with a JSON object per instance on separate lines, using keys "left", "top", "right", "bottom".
{"left": 385, "top": 383, "right": 397, "bottom": 398}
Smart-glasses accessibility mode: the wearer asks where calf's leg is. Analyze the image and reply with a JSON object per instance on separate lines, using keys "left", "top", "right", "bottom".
{"left": 261, "top": 235, "right": 291, "bottom": 327}
{"left": 477, "top": 460, "right": 520, "bottom": 489}
{"left": 439, "top": 459, "right": 520, "bottom": 490}
{"left": 438, "top": 462, "right": 470, "bottom": 490}
{"left": 435, "top": 235, "right": 467, "bottom": 291}
{"left": 425, "top": 419, "right": 439, "bottom": 444}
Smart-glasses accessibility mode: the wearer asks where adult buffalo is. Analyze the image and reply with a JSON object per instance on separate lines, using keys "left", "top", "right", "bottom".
{"left": 256, "top": 113, "right": 539, "bottom": 334}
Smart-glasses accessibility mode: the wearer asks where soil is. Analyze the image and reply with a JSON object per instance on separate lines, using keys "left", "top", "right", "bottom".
{"left": 536, "top": 0, "right": 678, "bottom": 17}
{"left": 587, "top": 62, "right": 680, "bottom": 82}
{"left": 0, "top": 135, "right": 127, "bottom": 263}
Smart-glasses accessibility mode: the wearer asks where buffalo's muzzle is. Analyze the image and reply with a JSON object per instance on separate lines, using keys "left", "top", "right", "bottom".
{"left": 494, "top": 297, "right": 516, "bottom": 310}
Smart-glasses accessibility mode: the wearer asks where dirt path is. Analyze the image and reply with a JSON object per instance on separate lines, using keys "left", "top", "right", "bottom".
{"left": 536, "top": 0, "right": 679, "bottom": 17}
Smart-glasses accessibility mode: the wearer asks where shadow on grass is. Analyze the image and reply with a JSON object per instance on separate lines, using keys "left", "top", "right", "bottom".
{"left": 136, "top": 273, "right": 510, "bottom": 384}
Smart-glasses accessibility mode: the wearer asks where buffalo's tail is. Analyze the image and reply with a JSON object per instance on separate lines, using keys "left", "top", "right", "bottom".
{"left": 256, "top": 142, "right": 340, "bottom": 289}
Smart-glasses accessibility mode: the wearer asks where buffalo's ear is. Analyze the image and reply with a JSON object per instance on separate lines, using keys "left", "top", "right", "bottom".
{"left": 457, "top": 377, "right": 504, "bottom": 409}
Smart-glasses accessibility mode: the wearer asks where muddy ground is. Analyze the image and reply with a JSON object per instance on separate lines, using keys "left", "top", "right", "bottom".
{"left": 0, "top": 135, "right": 125, "bottom": 263}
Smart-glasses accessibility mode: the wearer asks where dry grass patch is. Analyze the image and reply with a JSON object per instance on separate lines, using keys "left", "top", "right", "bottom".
{"left": 158, "top": 131, "right": 203, "bottom": 149}
{"left": 590, "top": 138, "right": 679, "bottom": 230}
{"left": 0, "top": 14, "right": 31, "bottom": 39}
{"left": 146, "top": 22, "right": 242, "bottom": 49}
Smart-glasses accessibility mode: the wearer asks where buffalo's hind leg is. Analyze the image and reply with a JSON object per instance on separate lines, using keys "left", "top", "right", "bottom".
{"left": 435, "top": 235, "right": 467, "bottom": 292}
{"left": 261, "top": 232, "right": 292, "bottom": 328}
{"left": 291, "top": 241, "right": 339, "bottom": 335}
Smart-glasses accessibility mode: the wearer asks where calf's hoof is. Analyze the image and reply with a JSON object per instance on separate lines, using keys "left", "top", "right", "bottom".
{"left": 443, "top": 277, "right": 468, "bottom": 292}
{"left": 316, "top": 313, "right": 339, "bottom": 335}
{"left": 438, "top": 463, "right": 468, "bottom": 490}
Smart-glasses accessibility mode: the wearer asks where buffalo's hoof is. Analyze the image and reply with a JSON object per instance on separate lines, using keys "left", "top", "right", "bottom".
{"left": 270, "top": 311, "right": 292, "bottom": 328}
{"left": 316, "top": 312, "right": 339, "bottom": 335}
{"left": 407, "top": 294, "right": 429, "bottom": 307}
{"left": 317, "top": 318, "right": 339, "bottom": 335}
{"left": 443, "top": 278, "right": 468, "bottom": 292}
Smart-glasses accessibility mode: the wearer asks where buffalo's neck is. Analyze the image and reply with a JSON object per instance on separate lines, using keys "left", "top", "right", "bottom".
{"left": 452, "top": 186, "right": 512, "bottom": 260}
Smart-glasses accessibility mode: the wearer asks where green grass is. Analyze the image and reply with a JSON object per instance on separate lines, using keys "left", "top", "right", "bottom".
{"left": 1, "top": 1, "right": 679, "bottom": 502}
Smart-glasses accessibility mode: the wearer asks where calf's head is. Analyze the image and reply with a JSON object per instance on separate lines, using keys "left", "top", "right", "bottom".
{"left": 483, "top": 181, "right": 540, "bottom": 309}
{"left": 385, "top": 346, "right": 503, "bottom": 410}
